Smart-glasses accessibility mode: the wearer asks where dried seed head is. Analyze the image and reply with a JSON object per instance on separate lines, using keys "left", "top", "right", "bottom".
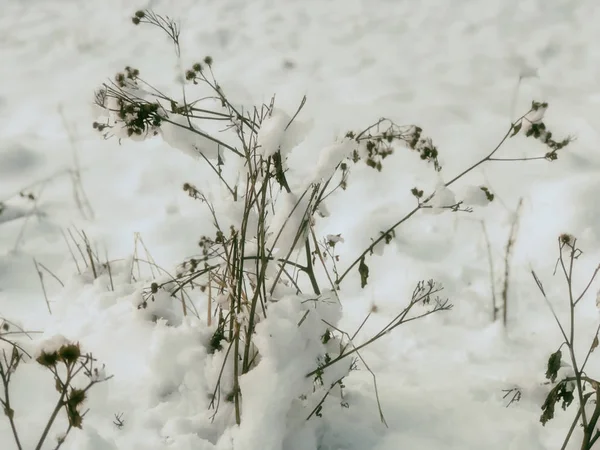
{"left": 58, "top": 343, "right": 81, "bottom": 364}
{"left": 68, "top": 388, "right": 87, "bottom": 407}
{"left": 36, "top": 350, "right": 59, "bottom": 367}
{"left": 559, "top": 233, "right": 573, "bottom": 244}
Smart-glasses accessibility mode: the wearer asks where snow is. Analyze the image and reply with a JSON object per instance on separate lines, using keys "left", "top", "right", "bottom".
{"left": 2, "top": 0, "right": 600, "bottom": 449}
{"left": 160, "top": 114, "right": 224, "bottom": 162}
{"left": 266, "top": 190, "right": 312, "bottom": 256}
{"left": 520, "top": 102, "right": 548, "bottom": 135}
{"left": 463, "top": 185, "right": 493, "bottom": 207}
{"left": 34, "top": 334, "right": 72, "bottom": 357}
{"left": 430, "top": 181, "right": 457, "bottom": 213}
{"left": 311, "top": 140, "right": 355, "bottom": 183}
{"left": 256, "top": 108, "right": 310, "bottom": 159}
{"left": 231, "top": 293, "right": 345, "bottom": 449}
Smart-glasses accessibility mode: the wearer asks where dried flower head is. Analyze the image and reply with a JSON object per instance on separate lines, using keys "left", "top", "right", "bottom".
{"left": 58, "top": 343, "right": 81, "bottom": 364}
{"left": 36, "top": 350, "right": 59, "bottom": 367}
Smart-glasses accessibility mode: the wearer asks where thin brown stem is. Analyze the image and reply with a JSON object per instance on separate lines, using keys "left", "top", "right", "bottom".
{"left": 337, "top": 112, "right": 534, "bottom": 287}
{"left": 502, "top": 199, "right": 523, "bottom": 328}
{"left": 0, "top": 352, "right": 23, "bottom": 450}
{"left": 480, "top": 221, "right": 498, "bottom": 321}
{"left": 33, "top": 258, "right": 52, "bottom": 315}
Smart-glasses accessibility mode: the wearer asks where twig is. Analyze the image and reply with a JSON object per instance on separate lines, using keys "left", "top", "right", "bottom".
{"left": 0, "top": 349, "right": 24, "bottom": 450}
{"left": 67, "top": 228, "right": 88, "bottom": 268}
{"left": 207, "top": 270, "right": 213, "bottom": 326}
{"left": 502, "top": 198, "right": 523, "bottom": 328}
{"left": 81, "top": 230, "right": 97, "bottom": 279}
{"left": 480, "top": 220, "right": 498, "bottom": 321}
{"left": 104, "top": 247, "right": 114, "bottom": 292}
{"left": 13, "top": 183, "right": 47, "bottom": 252}
{"left": 306, "top": 282, "right": 450, "bottom": 378}
{"left": 33, "top": 258, "right": 52, "bottom": 315}
{"left": 58, "top": 105, "right": 95, "bottom": 220}
{"left": 336, "top": 109, "right": 539, "bottom": 287}
{"left": 36, "top": 261, "right": 64, "bottom": 288}
{"left": 61, "top": 229, "right": 81, "bottom": 274}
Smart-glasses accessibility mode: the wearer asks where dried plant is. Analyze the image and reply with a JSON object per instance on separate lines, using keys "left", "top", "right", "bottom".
{"left": 89, "top": 8, "right": 572, "bottom": 436}
{"left": 532, "top": 236, "right": 600, "bottom": 449}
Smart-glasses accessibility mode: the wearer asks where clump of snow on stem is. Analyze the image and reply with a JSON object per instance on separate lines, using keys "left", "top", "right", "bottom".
{"left": 312, "top": 140, "right": 355, "bottom": 182}
{"left": 463, "top": 186, "right": 491, "bottom": 207}
{"left": 231, "top": 292, "right": 346, "bottom": 450}
{"left": 160, "top": 113, "right": 224, "bottom": 161}
{"left": 430, "top": 182, "right": 456, "bottom": 214}
{"left": 326, "top": 234, "right": 345, "bottom": 246}
{"left": 520, "top": 103, "right": 547, "bottom": 135}
{"left": 257, "top": 108, "right": 311, "bottom": 158}
{"left": 34, "top": 334, "right": 71, "bottom": 358}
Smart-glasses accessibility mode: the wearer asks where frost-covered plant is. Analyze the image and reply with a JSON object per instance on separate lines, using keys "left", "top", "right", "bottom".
{"left": 0, "top": 320, "right": 111, "bottom": 450}
{"left": 92, "top": 9, "right": 572, "bottom": 446}
{"left": 531, "top": 236, "right": 600, "bottom": 449}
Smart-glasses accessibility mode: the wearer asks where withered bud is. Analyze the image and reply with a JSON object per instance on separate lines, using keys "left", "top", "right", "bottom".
{"left": 37, "top": 350, "right": 59, "bottom": 367}
{"left": 559, "top": 233, "right": 573, "bottom": 244}
{"left": 58, "top": 343, "right": 81, "bottom": 364}
{"left": 68, "top": 388, "right": 86, "bottom": 407}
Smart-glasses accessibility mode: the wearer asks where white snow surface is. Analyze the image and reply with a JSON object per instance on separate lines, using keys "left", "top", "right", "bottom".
{"left": 2, "top": 0, "right": 600, "bottom": 449}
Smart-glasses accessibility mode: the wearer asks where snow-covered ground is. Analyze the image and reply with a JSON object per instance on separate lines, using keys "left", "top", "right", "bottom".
{"left": 2, "top": 0, "right": 600, "bottom": 448}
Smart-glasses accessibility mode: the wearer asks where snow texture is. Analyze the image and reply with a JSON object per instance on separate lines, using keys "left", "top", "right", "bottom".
{"left": 2, "top": 0, "right": 600, "bottom": 449}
